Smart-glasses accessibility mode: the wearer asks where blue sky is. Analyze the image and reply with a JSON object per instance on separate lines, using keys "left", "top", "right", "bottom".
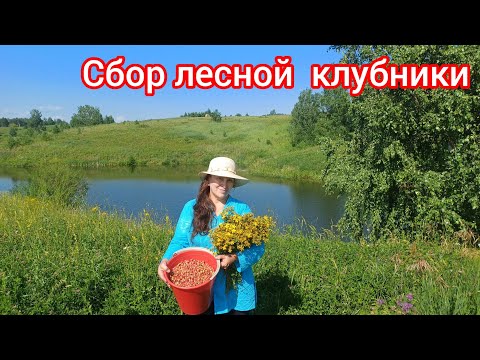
{"left": 0, "top": 45, "right": 342, "bottom": 122}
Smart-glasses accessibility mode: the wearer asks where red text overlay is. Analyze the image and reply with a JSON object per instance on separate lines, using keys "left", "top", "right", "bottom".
{"left": 81, "top": 55, "right": 470, "bottom": 96}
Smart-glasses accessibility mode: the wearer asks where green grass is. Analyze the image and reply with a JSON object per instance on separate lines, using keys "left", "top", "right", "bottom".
{"left": 0, "top": 116, "right": 327, "bottom": 183}
{"left": 1, "top": 193, "right": 479, "bottom": 315}
{"left": 2, "top": 117, "right": 479, "bottom": 315}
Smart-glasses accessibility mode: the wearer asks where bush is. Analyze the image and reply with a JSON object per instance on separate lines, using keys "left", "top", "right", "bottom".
{"left": 211, "top": 110, "right": 222, "bottom": 122}
{"left": 11, "top": 165, "right": 88, "bottom": 207}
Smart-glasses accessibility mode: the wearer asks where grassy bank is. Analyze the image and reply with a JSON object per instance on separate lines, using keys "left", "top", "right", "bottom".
{"left": 0, "top": 115, "right": 327, "bottom": 183}
{"left": 1, "top": 193, "right": 478, "bottom": 315}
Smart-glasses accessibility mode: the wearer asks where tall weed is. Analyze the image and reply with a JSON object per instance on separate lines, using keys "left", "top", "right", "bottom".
{"left": 11, "top": 165, "right": 88, "bottom": 207}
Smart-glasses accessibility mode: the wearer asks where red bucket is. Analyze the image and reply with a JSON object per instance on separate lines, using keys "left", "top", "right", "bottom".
{"left": 165, "top": 247, "right": 220, "bottom": 315}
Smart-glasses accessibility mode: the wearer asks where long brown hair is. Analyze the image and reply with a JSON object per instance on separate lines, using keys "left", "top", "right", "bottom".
{"left": 192, "top": 176, "right": 215, "bottom": 239}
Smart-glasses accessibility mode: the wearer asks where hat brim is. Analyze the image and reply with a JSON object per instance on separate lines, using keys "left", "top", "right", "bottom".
{"left": 199, "top": 171, "right": 249, "bottom": 188}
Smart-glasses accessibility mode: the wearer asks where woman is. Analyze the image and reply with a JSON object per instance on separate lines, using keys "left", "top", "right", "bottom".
{"left": 157, "top": 156, "right": 264, "bottom": 315}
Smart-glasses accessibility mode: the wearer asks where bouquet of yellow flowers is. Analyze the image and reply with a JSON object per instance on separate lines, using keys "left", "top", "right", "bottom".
{"left": 209, "top": 206, "right": 275, "bottom": 291}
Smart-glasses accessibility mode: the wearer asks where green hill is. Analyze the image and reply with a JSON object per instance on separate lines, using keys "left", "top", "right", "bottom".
{"left": 0, "top": 115, "right": 327, "bottom": 182}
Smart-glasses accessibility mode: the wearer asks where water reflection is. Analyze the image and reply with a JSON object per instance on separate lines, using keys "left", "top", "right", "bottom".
{"left": 0, "top": 177, "right": 14, "bottom": 192}
{"left": 289, "top": 181, "right": 345, "bottom": 230}
{"left": 0, "top": 167, "right": 345, "bottom": 232}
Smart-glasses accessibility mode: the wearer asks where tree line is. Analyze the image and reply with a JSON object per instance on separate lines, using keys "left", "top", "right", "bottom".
{"left": 180, "top": 108, "right": 222, "bottom": 122}
{"left": 1, "top": 105, "right": 115, "bottom": 129}
{"left": 288, "top": 45, "right": 480, "bottom": 245}
{"left": 180, "top": 109, "right": 283, "bottom": 120}
{"left": 0, "top": 116, "right": 69, "bottom": 128}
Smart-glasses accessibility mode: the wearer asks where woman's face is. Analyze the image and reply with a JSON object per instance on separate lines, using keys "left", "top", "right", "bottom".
{"left": 208, "top": 175, "right": 235, "bottom": 200}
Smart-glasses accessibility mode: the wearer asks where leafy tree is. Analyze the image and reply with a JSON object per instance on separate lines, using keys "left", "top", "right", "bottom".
{"left": 44, "top": 117, "right": 55, "bottom": 125}
{"left": 10, "top": 118, "right": 27, "bottom": 127}
{"left": 103, "top": 115, "right": 115, "bottom": 124}
{"left": 322, "top": 45, "right": 480, "bottom": 244}
{"left": 56, "top": 119, "right": 70, "bottom": 129}
{"left": 289, "top": 89, "right": 323, "bottom": 146}
{"left": 9, "top": 126, "right": 17, "bottom": 137}
{"left": 28, "top": 109, "right": 44, "bottom": 129}
{"left": 313, "top": 87, "right": 352, "bottom": 141}
{"left": 70, "top": 105, "right": 103, "bottom": 127}
{"left": 290, "top": 87, "right": 352, "bottom": 146}
{"left": 211, "top": 109, "right": 222, "bottom": 122}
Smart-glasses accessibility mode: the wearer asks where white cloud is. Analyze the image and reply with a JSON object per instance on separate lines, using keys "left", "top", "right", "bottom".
{"left": 37, "top": 105, "right": 63, "bottom": 112}
{"left": 0, "top": 106, "right": 68, "bottom": 121}
{"left": 115, "top": 115, "right": 127, "bottom": 123}
{"left": 0, "top": 108, "right": 29, "bottom": 118}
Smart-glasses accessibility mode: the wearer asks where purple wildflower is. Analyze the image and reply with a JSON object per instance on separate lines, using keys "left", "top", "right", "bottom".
{"left": 401, "top": 302, "right": 413, "bottom": 313}
{"left": 377, "top": 299, "right": 385, "bottom": 306}
{"left": 406, "top": 293, "right": 413, "bottom": 301}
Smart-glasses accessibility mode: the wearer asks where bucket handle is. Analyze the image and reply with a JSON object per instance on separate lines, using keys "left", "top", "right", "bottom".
{"left": 210, "top": 258, "right": 221, "bottom": 280}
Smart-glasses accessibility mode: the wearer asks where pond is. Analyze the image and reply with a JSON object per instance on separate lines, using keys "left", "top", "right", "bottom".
{"left": 0, "top": 167, "right": 345, "bottom": 232}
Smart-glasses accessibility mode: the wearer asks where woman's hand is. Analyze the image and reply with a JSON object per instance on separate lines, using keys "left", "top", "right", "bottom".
{"left": 215, "top": 254, "right": 238, "bottom": 270}
{"left": 157, "top": 259, "right": 171, "bottom": 287}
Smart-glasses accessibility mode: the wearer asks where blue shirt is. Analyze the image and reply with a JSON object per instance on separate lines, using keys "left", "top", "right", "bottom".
{"left": 161, "top": 195, "right": 265, "bottom": 314}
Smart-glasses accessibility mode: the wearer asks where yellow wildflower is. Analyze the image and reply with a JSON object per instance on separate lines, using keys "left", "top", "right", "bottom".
{"left": 209, "top": 206, "right": 275, "bottom": 291}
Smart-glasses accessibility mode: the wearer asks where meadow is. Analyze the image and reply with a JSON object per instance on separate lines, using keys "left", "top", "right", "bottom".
{"left": 0, "top": 115, "right": 327, "bottom": 183}
{"left": 0, "top": 115, "right": 479, "bottom": 315}
{"left": 1, "top": 193, "right": 479, "bottom": 315}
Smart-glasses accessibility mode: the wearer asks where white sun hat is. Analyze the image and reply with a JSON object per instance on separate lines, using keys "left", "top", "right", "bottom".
{"left": 198, "top": 157, "right": 249, "bottom": 187}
